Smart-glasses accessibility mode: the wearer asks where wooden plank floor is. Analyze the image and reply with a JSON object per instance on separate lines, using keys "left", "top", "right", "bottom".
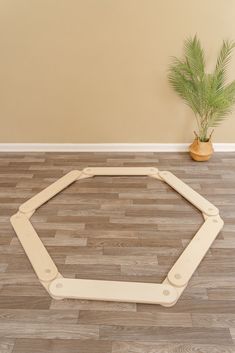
{"left": 0, "top": 152, "right": 235, "bottom": 353}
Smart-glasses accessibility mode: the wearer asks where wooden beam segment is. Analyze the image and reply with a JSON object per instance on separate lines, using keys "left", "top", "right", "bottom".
{"left": 10, "top": 212, "right": 58, "bottom": 282}
{"left": 168, "top": 215, "right": 224, "bottom": 287}
{"left": 159, "top": 171, "right": 219, "bottom": 216}
{"left": 19, "top": 170, "right": 81, "bottom": 213}
{"left": 49, "top": 278, "right": 177, "bottom": 305}
{"left": 83, "top": 167, "right": 158, "bottom": 176}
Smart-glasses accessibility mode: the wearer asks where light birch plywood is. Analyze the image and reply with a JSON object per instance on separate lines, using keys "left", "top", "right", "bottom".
{"left": 10, "top": 212, "right": 58, "bottom": 282}
{"left": 40, "top": 273, "right": 64, "bottom": 299}
{"left": 83, "top": 167, "right": 158, "bottom": 176}
{"left": 161, "top": 278, "right": 187, "bottom": 307}
{"left": 19, "top": 170, "right": 81, "bottom": 214}
{"left": 168, "top": 215, "right": 224, "bottom": 287}
{"left": 49, "top": 278, "right": 178, "bottom": 305}
{"left": 159, "top": 171, "right": 219, "bottom": 216}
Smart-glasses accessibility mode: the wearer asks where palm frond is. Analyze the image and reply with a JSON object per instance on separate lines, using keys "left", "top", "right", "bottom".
{"left": 214, "top": 40, "right": 235, "bottom": 87}
{"left": 209, "top": 81, "right": 235, "bottom": 127}
{"left": 184, "top": 35, "right": 205, "bottom": 80}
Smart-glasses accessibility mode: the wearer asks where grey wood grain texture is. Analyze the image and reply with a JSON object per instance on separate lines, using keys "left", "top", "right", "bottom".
{"left": 0, "top": 152, "right": 235, "bottom": 352}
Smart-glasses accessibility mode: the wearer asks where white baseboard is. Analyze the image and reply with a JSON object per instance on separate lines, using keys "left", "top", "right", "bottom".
{"left": 0, "top": 143, "right": 234, "bottom": 152}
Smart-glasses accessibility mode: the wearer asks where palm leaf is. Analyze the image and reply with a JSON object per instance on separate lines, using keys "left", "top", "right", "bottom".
{"left": 184, "top": 35, "right": 205, "bottom": 80}
{"left": 214, "top": 40, "right": 235, "bottom": 87}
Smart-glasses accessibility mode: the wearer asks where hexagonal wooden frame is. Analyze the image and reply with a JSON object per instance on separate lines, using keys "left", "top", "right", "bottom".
{"left": 10, "top": 167, "right": 224, "bottom": 306}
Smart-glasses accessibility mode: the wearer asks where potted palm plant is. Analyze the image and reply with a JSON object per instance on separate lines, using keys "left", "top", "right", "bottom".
{"left": 168, "top": 35, "right": 235, "bottom": 161}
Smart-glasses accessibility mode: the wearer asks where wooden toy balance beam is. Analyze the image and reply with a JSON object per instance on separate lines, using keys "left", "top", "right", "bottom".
{"left": 10, "top": 167, "right": 224, "bottom": 306}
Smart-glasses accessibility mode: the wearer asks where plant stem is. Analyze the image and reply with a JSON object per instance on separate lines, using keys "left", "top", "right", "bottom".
{"left": 199, "top": 113, "right": 209, "bottom": 141}
{"left": 195, "top": 114, "right": 200, "bottom": 136}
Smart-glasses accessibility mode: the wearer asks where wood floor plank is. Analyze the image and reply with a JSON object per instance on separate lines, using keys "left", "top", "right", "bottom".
{"left": 78, "top": 310, "right": 192, "bottom": 327}
{"left": 208, "top": 288, "right": 235, "bottom": 300}
{"left": 12, "top": 339, "right": 112, "bottom": 353}
{"left": 50, "top": 299, "right": 137, "bottom": 311}
{"left": 0, "top": 296, "right": 51, "bottom": 310}
{"left": 0, "top": 338, "right": 15, "bottom": 353}
{"left": 100, "top": 325, "right": 233, "bottom": 344}
{"left": 0, "top": 309, "right": 79, "bottom": 323}
{"left": 65, "top": 254, "right": 159, "bottom": 266}
{"left": 0, "top": 284, "right": 51, "bottom": 297}
{"left": 111, "top": 341, "right": 235, "bottom": 353}
{"left": 138, "top": 300, "right": 235, "bottom": 314}
{"left": 0, "top": 322, "right": 99, "bottom": 339}
{"left": 192, "top": 313, "right": 235, "bottom": 329}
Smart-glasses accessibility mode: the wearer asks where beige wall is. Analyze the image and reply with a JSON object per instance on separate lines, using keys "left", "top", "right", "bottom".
{"left": 1, "top": 0, "right": 235, "bottom": 143}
